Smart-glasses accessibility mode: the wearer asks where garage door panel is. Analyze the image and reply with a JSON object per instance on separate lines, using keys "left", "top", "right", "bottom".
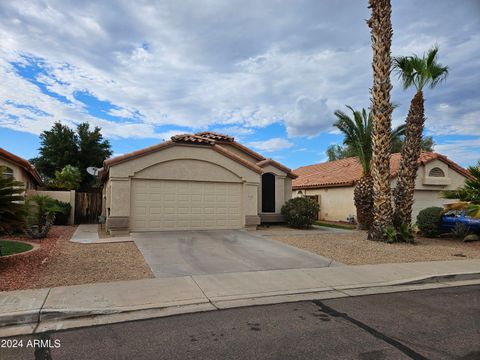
{"left": 131, "top": 180, "right": 243, "bottom": 231}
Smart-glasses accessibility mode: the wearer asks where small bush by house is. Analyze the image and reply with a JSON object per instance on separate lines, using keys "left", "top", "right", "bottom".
{"left": 53, "top": 200, "right": 71, "bottom": 225}
{"left": 416, "top": 207, "right": 443, "bottom": 237}
{"left": 25, "top": 195, "right": 63, "bottom": 239}
{"left": 281, "top": 197, "right": 319, "bottom": 229}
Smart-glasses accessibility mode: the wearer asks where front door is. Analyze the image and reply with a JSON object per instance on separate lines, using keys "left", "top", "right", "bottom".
{"left": 262, "top": 173, "right": 275, "bottom": 212}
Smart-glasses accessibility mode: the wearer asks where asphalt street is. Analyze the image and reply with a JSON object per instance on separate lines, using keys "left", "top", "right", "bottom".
{"left": 1, "top": 285, "right": 479, "bottom": 360}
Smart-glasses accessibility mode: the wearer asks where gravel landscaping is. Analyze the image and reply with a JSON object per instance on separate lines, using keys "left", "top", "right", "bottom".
{"left": 0, "top": 226, "right": 75, "bottom": 291}
{"left": 36, "top": 229, "right": 153, "bottom": 288}
{"left": 1, "top": 225, "right": 153, "bottom": 291}
{"left": 269, "top": 231, "right": 480, "bottom": 265}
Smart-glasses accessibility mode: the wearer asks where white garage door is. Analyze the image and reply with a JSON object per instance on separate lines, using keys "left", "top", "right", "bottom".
{"left": 131, "top": 179, "right": 243, "bottom": 231}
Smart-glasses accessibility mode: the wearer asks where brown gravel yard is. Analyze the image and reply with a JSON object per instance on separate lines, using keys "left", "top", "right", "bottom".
{"left": 269, "top": 231, "right": 480, "bottom": 265}
{"left": 36, "top": 231, "right": 153, "bottom": 288}
{"left": 0, "top": 226, "right": 76, "bottom": 291}
{"left": 1, "top": 226, "right": 153, "bottom": 291}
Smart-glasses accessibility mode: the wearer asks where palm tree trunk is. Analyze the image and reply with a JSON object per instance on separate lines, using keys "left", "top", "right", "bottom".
{"left": 354, "top": 175, "right": 373, "bottom": 230}
{"left": 367, "top": 0, "right": 394, "bottom": 240}
{"left": 393, "top": 90, "right": 425, "bottom": 227}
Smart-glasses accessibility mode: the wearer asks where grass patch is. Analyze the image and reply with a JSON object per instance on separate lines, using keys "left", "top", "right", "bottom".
{"left": 315, "top": 221, "right": 355, "bottom": 230}
{"left": 0, "top": 240, "right": 33, "bottom": 256}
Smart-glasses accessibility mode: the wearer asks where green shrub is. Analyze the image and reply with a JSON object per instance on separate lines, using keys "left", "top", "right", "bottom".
{"left": 416, "top": 207, "right": 443, "bottom": 237}
{"left": 450, "top": 223, "right": 471, "bottom": 239}
{"left": 0, "top": 166, "right": 26, "bottom": 234}
{"left": 53, "top": 200, "right": 71, "bottom": 225}
{"left": 281, "top": 197, "right": 319, "bottom": 229}
{"left": 25, "top": 195, "right": 63, "bottom": 239}
{"left": 383, "top": 224, "right": 415, "bottom": 243}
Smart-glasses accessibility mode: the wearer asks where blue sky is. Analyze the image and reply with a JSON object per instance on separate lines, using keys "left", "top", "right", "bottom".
{"left": 0, "top": 0, "right": 479, "bottom": 170}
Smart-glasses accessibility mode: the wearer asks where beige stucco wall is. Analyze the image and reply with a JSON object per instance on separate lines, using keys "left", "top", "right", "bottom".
{"left": 294, "top": 160, "right": 468, "bottom": 223}
{"left": 294, "top": 186, "right": 356, "bottom": 221}
{"left": 110, "top": 145, "right": 260, "bottom": 183}
{"left": 105, "top": 144, "right": 265, "bottom": 230}
{"left": 219, "top": 144, "right": 260, "bottom": 164}
{"left": 0, "top": 158, "right": 37, "bottom": 189}
{"left": 109, "top": 179, "right": 131, "bottom": 217}
{"left": 27, "top": 190, "right": 76, "bottom": 224}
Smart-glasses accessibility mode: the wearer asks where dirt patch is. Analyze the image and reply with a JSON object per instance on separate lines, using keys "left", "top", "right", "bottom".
{"left": 0, "top": 226, "right": 75, "bottom": 291}
{"left": 36, "top": 231, "right": 154, "bottom": 288}
{"left": 269, "top": 231, "right": 480, "bottom": 265}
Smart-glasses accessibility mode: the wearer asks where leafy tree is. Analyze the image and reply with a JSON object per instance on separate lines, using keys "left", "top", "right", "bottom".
{"left": 49, "top": 165, "right": 82, "bottom": 190}
{"left": 30, "top": 122, "right": 78, "bottom": 181}
{"left": 326, "top": 144, "right": 356, "bottom": 161}
{"left": 392, "top": 135, "right": 435, "bottom": 153}
{"left": 0, "top": 166, "right": 26, "bottom": 235}
{"left": 329, "top": 134, "right": 434, "bottom": 161}
{"left": 393, "top": 45, "right": 448, "bottom": 229}
{"left": 76, "top": 123, "right": 112, "bottom": 189}
{"left": 31, "top": 122, "right": 112, "bottom": 190}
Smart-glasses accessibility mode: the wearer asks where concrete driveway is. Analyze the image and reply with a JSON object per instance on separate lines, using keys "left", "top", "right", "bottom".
{"left": 132, "top": 230, "right": 339, "bottom": 278}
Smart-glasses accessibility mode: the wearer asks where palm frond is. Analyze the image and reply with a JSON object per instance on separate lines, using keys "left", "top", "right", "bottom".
{"left": 333, "top": 106, "right": 373, "bottom": 175}
{"left": 393, "top": 45, "right": 448, "bottom": 91}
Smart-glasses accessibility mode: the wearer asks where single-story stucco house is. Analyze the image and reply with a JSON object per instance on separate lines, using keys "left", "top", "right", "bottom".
{"left": 0, "top": 147, "right": 42, "bottom": 189}
{"left": 292, "top": 152, "right": 470, "bottom": 223}
{"left": 101, "top": 132, "right": 297, "bottom": 234}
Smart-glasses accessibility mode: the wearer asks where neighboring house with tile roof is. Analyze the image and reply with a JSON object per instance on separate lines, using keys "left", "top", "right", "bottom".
{"left": 292, "top": 152, "right": 470, "bottom": 223}
{"left": 101, "top": 132, "right": 297, "bottom": 234}
{"left": 0, "top": 147, "right": 42, "bottom": 189}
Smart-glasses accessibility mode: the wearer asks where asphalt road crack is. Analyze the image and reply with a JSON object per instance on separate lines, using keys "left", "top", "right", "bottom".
{"left": 312, "top": 300, "right": 429, "bottom": 360}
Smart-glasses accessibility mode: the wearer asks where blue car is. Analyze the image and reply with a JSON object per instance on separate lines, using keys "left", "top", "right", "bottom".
{"left": 440, "top": 211, "right": 480, "bottom": 233}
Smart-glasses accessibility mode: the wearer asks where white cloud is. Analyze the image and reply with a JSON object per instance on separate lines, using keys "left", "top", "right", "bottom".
{"left": 0, "top": 0, "right": 478, "bottom": 144}
{"left": 435, "top": 139, "right": 480, "bottom": 167}
{"left": 248, "top": 137, "right": 293, "bottom": 152}
{"left": 211, "top": 126, "right": 255, "bottom": 139}
{"left": 285, "top": 96, "right": 333, "bottom": 137}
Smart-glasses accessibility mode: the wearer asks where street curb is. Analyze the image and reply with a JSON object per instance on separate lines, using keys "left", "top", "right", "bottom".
{"left": 1, "top": 270, "right": 479, "bottom": 337}
{"left": 384, "top": 271, "right": 480, "bottom": 285}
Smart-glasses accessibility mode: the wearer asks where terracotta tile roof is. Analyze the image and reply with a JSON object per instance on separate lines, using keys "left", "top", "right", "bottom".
{"left": 256, "top": 159, "right": 298, "bottom": 179}
{"left": 195, "top": 131, "right": 234, "bottom": 142}
{"left": 293, "top": 152, "right": 471, "bottom": 189}
{"left": 170, "top": 134, "right": 216, "bottom": 145}
{"left": 0, "top": 147, "right": 43, "bottom": 185}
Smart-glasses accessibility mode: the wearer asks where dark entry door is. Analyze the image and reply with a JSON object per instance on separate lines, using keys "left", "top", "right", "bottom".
{"left": 262, "top": 173, "right": 275, "bottom": 212}
{"left": 75, "top": 192, "right": 102, "bottom": 224}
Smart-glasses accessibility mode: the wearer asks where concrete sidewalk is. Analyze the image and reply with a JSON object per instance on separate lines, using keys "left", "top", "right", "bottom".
{"left": 1, "top": 259, "right": 479, "bottom": 337}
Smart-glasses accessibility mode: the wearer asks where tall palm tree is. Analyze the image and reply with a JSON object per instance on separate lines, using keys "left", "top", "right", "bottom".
{"left": 367, "top": 0, "right": 394, "bottom": 240}
{"left": 393, "top": 46, "right": 448, "bottom": 228}
{"left": 333, "top": 106, "right": 405, "bottom": 230}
